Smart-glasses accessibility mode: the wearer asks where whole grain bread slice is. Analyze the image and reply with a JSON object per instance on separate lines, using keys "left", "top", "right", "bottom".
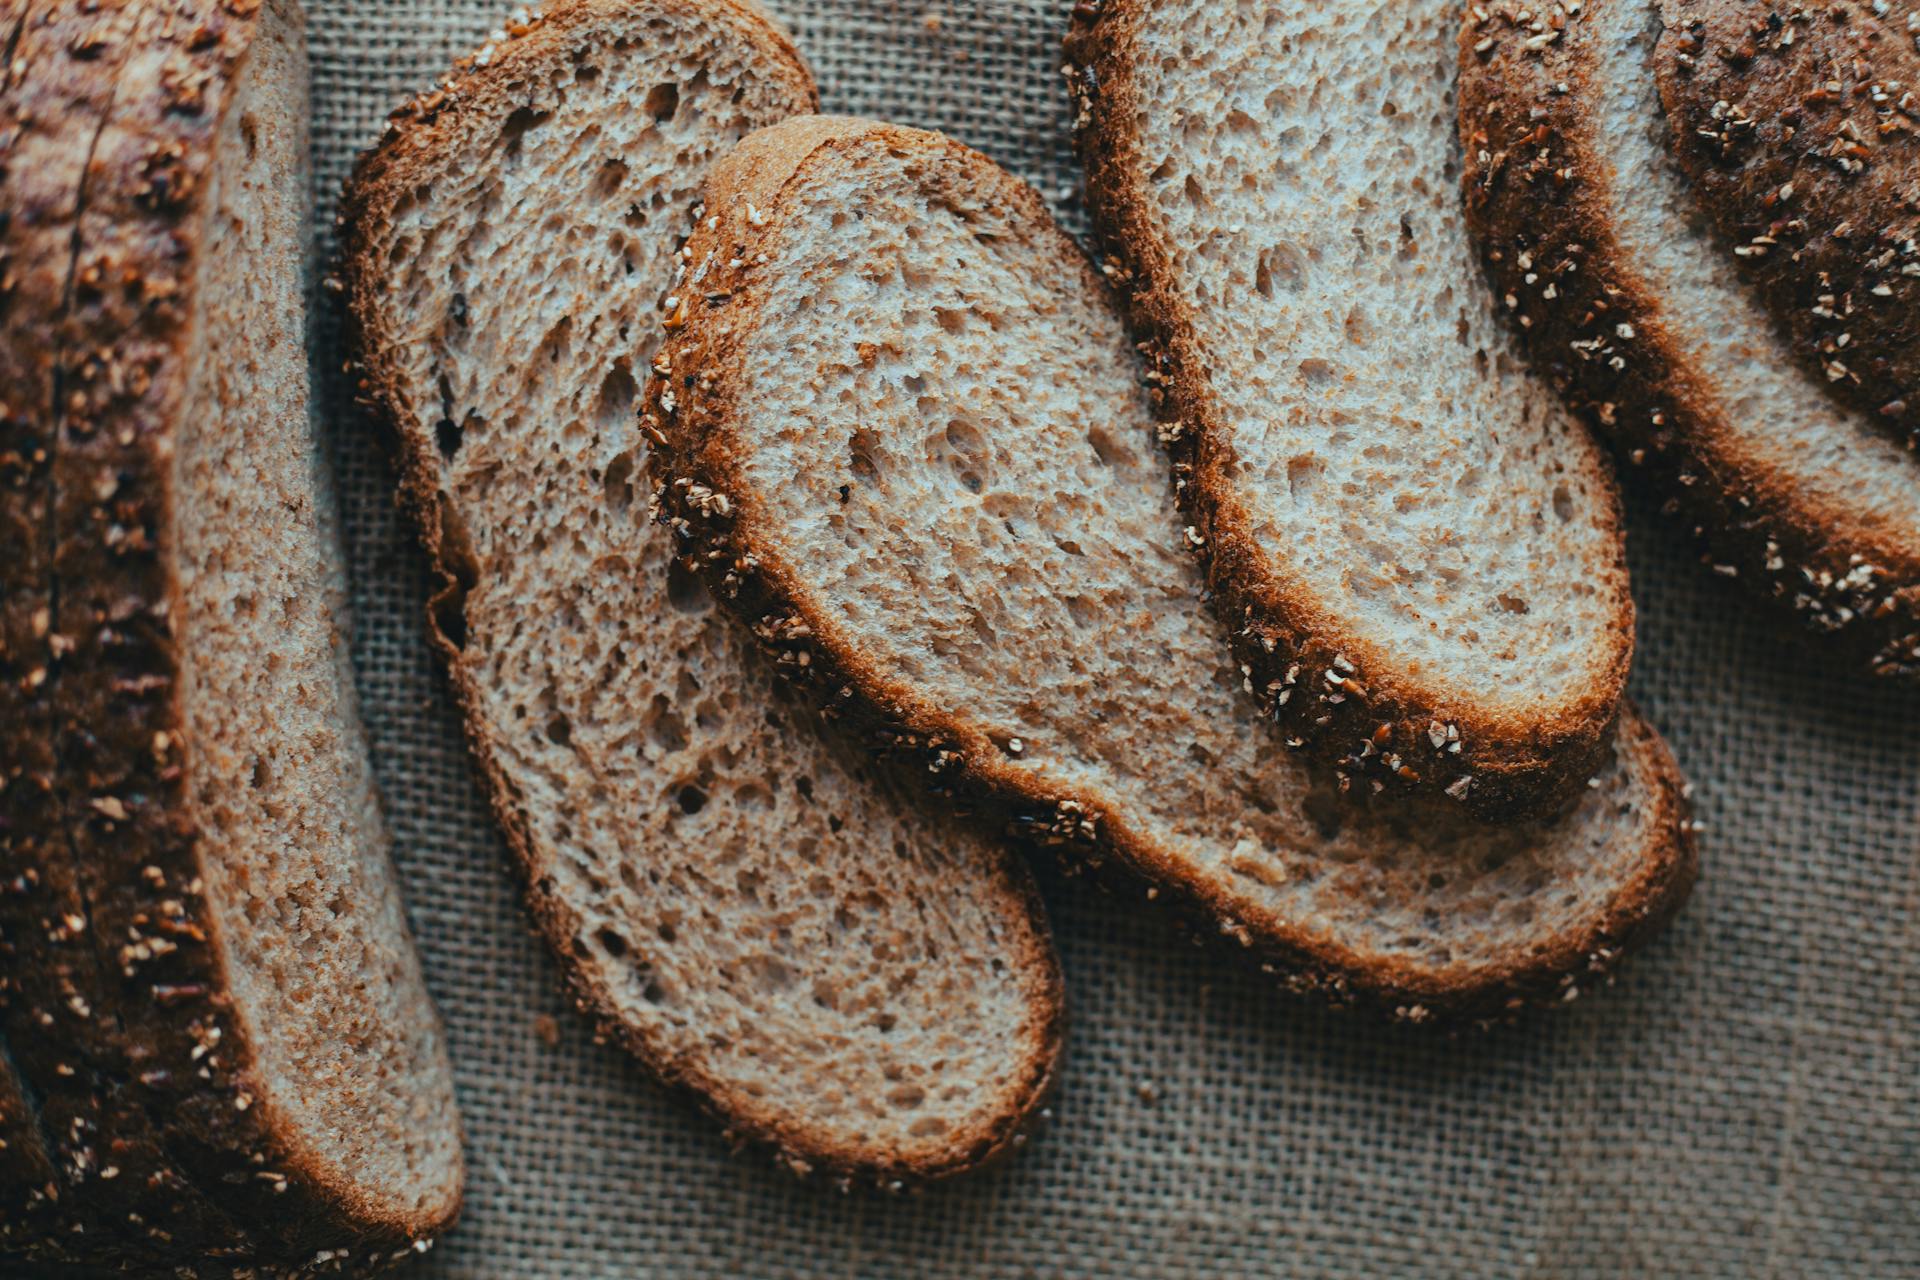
{"left": 1063, "top": 0, "right": 1636, "bottom": 823}
{"left": 1654, "top": 0, "right": 1920, "bottom": 450}
{"left": 648, "top": 115, "right": 1697, "bottom": 1027}
{"left": 341, "top": 0, "right": 1062, "bottom": 1186}
{"left": 2, "top": 0, "right": 466, "bottom": 1271}
{"left": 1461, "top": 0, "right": 1920, "bottom": 678}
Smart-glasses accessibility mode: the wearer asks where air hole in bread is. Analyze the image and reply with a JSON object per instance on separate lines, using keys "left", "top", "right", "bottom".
{"left": 941, "top": 418, "right": 990, "bottom": 492}
{"left": 594, "top": 156, "right": 629, "bottom": 199}
{"left": 596, "top": 361, "right": 637, "bottom": 428}
{"left": 594, "top": 927, "right": 628, "bottom": 958}
{"left": 644, "top": 694, "right": 688, "bottom": 753}
{"left": 1298, "top": 358, "right": 1337, "bottom": 386}
{"left": 674, "top": 784, "right": 707, "bottom": 815}
{"left": 602, "top": 448, "right": 636, "bottom": 513}
{"left": 849, "top": 428, "right": 884, "bottom": 483}
{"left": 644, "top": 82, "right": 679, "bottom": 122}
{"left": 1253, "top": 243, "right": 1305, "bottom": 298}
{"left": 539, "top": 314, "right": 573, "bottom": 364}
{"left": 545, "top": 714, "right": 572, "bottom": 747}
{"left": 1552, "top": 484, "right": 1575, "bottom": 523}
{"left": 1086, "top": 425, "right": 1125, "bottom": 467}
{"left": 499, "top": 105, "right": 551, "bottom": 157}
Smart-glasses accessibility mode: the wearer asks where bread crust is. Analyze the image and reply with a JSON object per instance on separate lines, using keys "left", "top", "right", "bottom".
{"left": 1459, "top": 0, "right": 1920, "bottom": 678}
{"left": 645, "top": 114, "right": 1698, "bottom": 1029}
{"left": 340, "top": 0, "right": 1063, "bottom": 1189}
{"left": 6, "top": 1, "right": 463, "bottom": 1271}
{"left": 1655, "top": 0, "right": 1920, "bottom": 449}
{"left": 1060, "top": 0, "right": 1635, "bottom": 824}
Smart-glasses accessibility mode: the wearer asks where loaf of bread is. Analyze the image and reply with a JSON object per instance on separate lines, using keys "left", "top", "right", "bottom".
{"left": 1, "top": 1, "right": 463, "bottom": 1270}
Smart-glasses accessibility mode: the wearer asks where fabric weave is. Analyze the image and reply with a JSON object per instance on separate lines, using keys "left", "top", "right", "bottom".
{"left": 304, "top": 2, "right": 1920, "bottom": 1276}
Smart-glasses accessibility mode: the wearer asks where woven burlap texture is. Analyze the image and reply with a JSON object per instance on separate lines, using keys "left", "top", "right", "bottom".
{"left": 303, "top": 2, "right": 1919, "bottom": 1276}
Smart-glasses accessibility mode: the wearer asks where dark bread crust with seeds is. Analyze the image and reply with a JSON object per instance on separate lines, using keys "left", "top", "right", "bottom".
{"left": 0, "top": 3, "right": 268, "bottom": 1268}
{"left": 0, "top": 0, "right": 133, "bottom": 1256}
{"left": 1655, "top": 0, "right": 1920, "bottom": 448}
{"left": 1060, "top": 0, "right": 1634, "bottom": 825}
{"left": 342, "top": 1, "right": 1063, "bottom": 1188}
{"left": 7, "top": 0, "right": 462, "bottom": 1272}
{"left": 646, "top": 115, "right": 1697, "bottom": 1028}
{"left": 1459, "top": 0, "right": 1920, "bottom": 678}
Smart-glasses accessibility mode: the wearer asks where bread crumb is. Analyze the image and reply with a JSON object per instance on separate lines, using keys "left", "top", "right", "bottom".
{"left": 1136, "top": 1080, "right": 1159, "bottom": 1106}
{"left": 533, "top": 1014, "right": 560, "bottom": 1048}
{"left": 920, "top": 9, "right": 942, "bottom": 32}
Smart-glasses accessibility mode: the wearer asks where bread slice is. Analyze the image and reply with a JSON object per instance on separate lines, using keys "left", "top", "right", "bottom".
{"left": 648, "top": 115, "right": 1697, "bottom": 1026}
{"left": 1062, "top": 0, "right": 1636, "bottom": 822}
{"left": 341, "top": 0, "right": 1062, "bottom": 1186}
{"left": 1460, "top": 1, "right": 1920, "bottom": 679}
{"left": 3, "top": 0, "right": 465, "bottom": 1269}
{"left": 1654, "top": 0, "right": 1920, "bottom": 450}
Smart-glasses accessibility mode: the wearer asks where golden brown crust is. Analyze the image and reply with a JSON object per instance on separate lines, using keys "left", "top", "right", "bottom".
{"left": 643, "top": 114, "right": 1698, "bottom": 1029}
{"left": 1655, "top": 0, "right": 1920, "bottom": 448}
{"left": 1459, "top": 0, "right": 1920, "bottom": 679}
{"left": 1059, "top": 0, "right": 1635, "bottom": 824}
{"left": 3, "top": 0, "right": 460, "bottom": 1272}
{"left": 340, "top": 1, "right": 1063, "bottom": 1189}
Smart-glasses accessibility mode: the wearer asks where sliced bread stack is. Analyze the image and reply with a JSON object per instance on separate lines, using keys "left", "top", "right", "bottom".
{"left": 646, "top": 114, "right": 1696, "bottom": 1025}
{"left": 1460, "top": 0, "right": 1920, "bottom": 675}
{"left": 332, "top": 0, "right": 1706, "bottom": 1214}
{"left": 1, "top": 0, "right": 463, "bottom": 1273}
{"left": 342, "top": 0, "right": 1063, "bottom": 1189}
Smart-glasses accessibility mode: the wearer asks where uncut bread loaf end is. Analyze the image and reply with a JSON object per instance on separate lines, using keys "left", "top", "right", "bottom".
{"left": 2, "top": 0, "right": 464, "bottom": 1272}
{"left": 1653, "top": 0, "right": 1920, "bottom": 453}
{"left": 1460, "top": 0, "right": 1920, "bottom": 677}
{"left": 649, "top": 115, "right": 1697, "bottom": 1028}
{"left": 342, "top": 0, "right": 1063, "bottom": 1187}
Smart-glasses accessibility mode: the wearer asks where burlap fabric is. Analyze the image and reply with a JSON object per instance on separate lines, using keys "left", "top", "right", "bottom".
{"left": 302, "top": 2, "right": 1920, "bottom": 1276}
